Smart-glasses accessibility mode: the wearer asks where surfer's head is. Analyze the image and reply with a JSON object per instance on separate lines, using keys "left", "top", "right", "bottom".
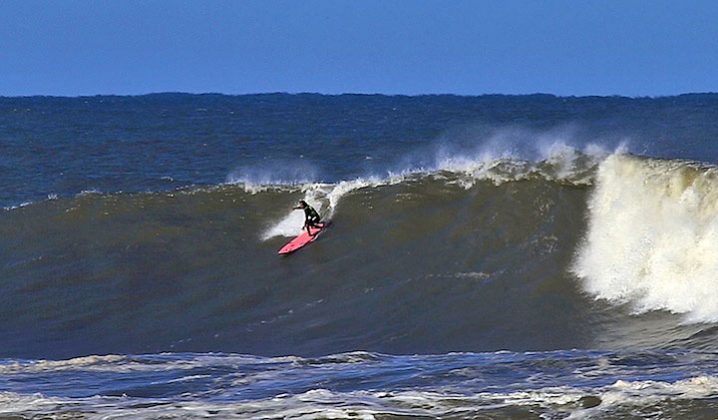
{"left": 298, "top": 200, "right": 307, "bottom": 208}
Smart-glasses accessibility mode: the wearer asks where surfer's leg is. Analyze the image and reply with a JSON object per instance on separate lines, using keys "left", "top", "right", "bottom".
{"left": 308, "top": 219, "right": 320, "bottom": 236}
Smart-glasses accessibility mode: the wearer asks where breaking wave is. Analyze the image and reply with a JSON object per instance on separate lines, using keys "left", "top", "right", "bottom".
{"left": 3, "top": 150, "right": 718, "bottom": 359}
{"left": 574, "top": 154, "right": 718, "bottom": 323}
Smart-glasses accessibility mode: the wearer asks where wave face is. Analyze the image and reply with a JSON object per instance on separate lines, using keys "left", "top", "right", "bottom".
{"left": 0, "top": 169, "right": 595, "bottom": 358}
{"left": 3, "top": 154, "right": 718, "bottom": 360}
{"left": 574, "top": 154, "right": 718, "bottom": 322}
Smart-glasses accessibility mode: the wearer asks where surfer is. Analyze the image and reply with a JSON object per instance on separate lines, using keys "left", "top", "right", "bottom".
{"left": 294, "top": 200, "right": 323, "bottom": 236}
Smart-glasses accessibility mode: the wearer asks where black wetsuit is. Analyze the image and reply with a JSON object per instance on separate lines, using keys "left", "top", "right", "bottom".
{"left": 304, "top": 205, "right": 321, "bottom": 226}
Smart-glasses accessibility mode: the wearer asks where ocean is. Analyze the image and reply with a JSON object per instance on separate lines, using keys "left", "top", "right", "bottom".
{"left": 2, "top": 93, "right": 718, "bottom": 418}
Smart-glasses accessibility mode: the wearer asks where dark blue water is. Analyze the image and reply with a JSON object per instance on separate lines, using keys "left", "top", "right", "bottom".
{"left": 2, "top": 350, "right": 718, "bottom": 418}
{"left": 3, "top": 93, "right": 718, "bottom": 207}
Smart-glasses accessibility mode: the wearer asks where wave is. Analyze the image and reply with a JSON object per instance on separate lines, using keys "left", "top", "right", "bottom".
{"left": 574, "top": 154, "right": 718, "bottom": 323}
{"left": 2, "top": 138, "right": 615, "bottom": 215}
{"left": 0, "top": 155, "right": 599, "bottom": 358}
{"left": 7, "top": 379, "right": 718, "bottom": 419}
{"left": 2, "top": 350, "right": 718, "bottom": 419}
{"left": 3, "top": 151, "right": 718, "bottom": 359}
{"left": 228, "top": 143, "right": 613, "bottom": 240}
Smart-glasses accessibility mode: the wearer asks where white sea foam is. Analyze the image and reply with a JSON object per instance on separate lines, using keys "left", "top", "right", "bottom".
{"left": 433, "top": 124, "right": 621, "bottom": 174}
{"left": 1, "top": 349, "right": 716, "bottom": 419}
{"left": 227, "top": 128, "right": 626, "bottom": 241}
{"left": 4, "top": 375, "right": 717, "bottom": 419}
{"left": 2, "top": 201, "right": 33, "bottom": 211}
{"left": 78, "top": 188, "right": 102, "bottom": 196}
{"left": 0, "top": 392, "right": 69, "bottom": 416}
{"left": 432, "top": 139, "right": 618, "bottom": 187}
{"left": 261, "top": 177, "right": 385, "bottom": 240}
{"left": 0, "top": 353, "right": 300, "bottom": 375}
{"left": 573, "top": 153, "right": 718, "bottom": 322}
{"left": 257, "top": 142, "right": 618, "bottom": 240}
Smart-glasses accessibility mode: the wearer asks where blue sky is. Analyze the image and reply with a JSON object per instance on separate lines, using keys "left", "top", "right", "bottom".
{"left": 1, "top": 0, "right": 717, "bottom": 97}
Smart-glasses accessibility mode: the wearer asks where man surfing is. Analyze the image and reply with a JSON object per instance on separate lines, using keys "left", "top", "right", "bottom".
{"left": 294, "top": 200, "right": 324, "bottom": 236}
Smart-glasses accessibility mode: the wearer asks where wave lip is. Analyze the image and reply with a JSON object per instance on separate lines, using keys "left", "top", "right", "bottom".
{"left": 574, "top": 154, "right": 718, "bottom": 322}
{"left": 250, "top": 143, "right": 609, "bottom": 239}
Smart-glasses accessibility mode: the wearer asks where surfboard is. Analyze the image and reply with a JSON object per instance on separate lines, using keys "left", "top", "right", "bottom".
{"left": 277, "top": 222, "right": 329, "bottom": 255}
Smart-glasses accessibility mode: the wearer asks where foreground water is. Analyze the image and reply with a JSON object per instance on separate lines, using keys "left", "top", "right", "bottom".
{"left": 2, "top": 93, "right": 718, "bottom": 418}
{"left": 3, "top": 350, "right": 718, "bottom": 419}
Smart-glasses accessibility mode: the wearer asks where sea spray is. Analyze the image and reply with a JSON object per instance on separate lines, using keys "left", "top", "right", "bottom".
{"left": 261, "top": 178, "right": 385, "bottom": 240}
{"left": 225, "top": 159, "right": 321, "bottom": 190}
{"left": 255, "top": 143, "right": 603, "bottom": 241}
{"left": 573, "top": 154, "right": 718, "bottom": 322}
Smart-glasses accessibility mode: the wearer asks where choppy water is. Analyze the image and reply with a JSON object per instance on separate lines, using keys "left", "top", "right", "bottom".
{"left": 2, "top": 93, "right": 718, "bottom": 418}
{"left": 3, "top": 350, "right": 718, "bottom": 419}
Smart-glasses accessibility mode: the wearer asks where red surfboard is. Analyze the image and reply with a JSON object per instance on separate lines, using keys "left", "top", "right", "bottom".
{"left": 278, "top": 222, "right": 329, "bottom": 255}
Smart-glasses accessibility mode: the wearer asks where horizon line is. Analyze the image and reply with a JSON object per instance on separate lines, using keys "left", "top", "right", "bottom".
{"left": 2, "top": 91, "right": 717, "bottom": 100}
